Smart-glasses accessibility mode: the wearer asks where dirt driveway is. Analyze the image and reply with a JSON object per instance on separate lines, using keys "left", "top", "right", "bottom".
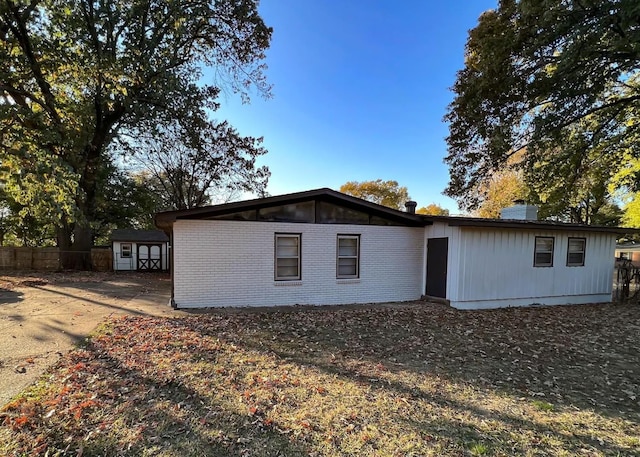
{"left": 0, "top": 272, "right": 180, "bottom": 407}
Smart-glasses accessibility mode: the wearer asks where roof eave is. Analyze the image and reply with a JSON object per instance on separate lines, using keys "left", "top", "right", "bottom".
{"left": 154, "top": 188, "right": 426, "bottom": 228}
{"left": 440, "top": 217, "right": 640, "bottom": 234}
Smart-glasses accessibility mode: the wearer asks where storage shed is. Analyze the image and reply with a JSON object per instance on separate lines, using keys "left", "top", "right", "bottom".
{"left": 110, "top": 229, "right": 169, "bottom": 271}
{"left": 155, "top": 188, "right": 630, "bottom": 309}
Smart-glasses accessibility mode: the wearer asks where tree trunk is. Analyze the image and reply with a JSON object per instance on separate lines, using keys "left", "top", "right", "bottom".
{"left": 71, "top": 223, "right": 93, "bottom": 270}
{"left": 57, "top": 207, "right": 93, "bottom": 270}
{"left": 58, "top": 223, "right": 93, "bottom": 270}
{"left": 58, "top": 220, "right": 73, "bottom": 270}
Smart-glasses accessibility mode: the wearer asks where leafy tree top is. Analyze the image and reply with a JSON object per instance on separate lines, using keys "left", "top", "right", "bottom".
{"left": 340, "top": 180, "right": 411, "bottom": 211}
{"left": 445, "top": 0, "right": 640, "bottom": 212}
{"left": 1, "top": 0, "right": 272, "bottom": 264}
{"left": 416, "top": 204, "right": 450, "bottom": 216}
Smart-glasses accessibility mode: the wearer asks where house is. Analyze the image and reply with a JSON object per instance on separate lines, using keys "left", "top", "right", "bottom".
{"left": 615, "top": 240, "right": 640, "bottom": 263}
{"left": 110, "top": 229, "right": 169, "bottom": 271}
{"left": 154, "top": 188, "right": 631, "bottom": 310}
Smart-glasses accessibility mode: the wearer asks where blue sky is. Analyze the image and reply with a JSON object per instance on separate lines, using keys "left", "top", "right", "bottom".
{"left": 214, "top": 0, "right": 497, "bottom": 213}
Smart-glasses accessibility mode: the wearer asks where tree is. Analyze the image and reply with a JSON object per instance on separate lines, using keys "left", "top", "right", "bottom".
{"left": 89, "top": 163, "right": 165, "bottom": 245}
{"left": 416, "top": 204, "right": 449, "bottom": 216}
{"left": 121, "top": 120, "right": 269, "bottom": 211}
{"left": 474, "top": 169, "right": 527, "bottom": 219}
{"left": 445, "top": 0, "right": 640, "bottom": 215}
{"left": 339, "top": 180, "right": 411, "bottom": 211}
{"left": 622, "top": 195, "right": 640, "bottom": 227}
{"left": 0, "top": 0, "right": 271, "bottom": 268}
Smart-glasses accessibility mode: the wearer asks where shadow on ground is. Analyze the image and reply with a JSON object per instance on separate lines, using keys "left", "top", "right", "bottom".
{"left": 3, "top": 302, "right": 639, "bottom": 456}
{"left": 0, "top": 289, "right": 24, "bottom": 304}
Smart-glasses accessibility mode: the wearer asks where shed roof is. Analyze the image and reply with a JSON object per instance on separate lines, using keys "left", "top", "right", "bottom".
{"left": 110, "top": 229, "right": 169, "bottom": 243}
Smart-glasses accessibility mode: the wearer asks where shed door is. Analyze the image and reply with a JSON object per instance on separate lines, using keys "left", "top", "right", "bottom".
{"left": 426, "top": 237, "right": 448, "bottom": 298}
{"left": 137, "top": 244, "right": 162, "bottom": 271}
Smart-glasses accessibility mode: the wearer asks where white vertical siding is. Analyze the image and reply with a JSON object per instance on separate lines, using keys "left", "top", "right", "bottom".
{"left": 113, "top": 241, "right": 136, "bottom": 271}
{"left": 173, "top": 220, "right": 424, "bottom": 308}
{"left": 450, "top": 228, "right": 616, "bottom": 309}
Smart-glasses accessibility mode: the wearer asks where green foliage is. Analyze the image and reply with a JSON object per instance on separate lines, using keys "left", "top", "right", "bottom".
{"left": 469, "top": 443, "right": 489, "bottom": 456}
{"left": 416, "top": 204, "right": 449, "bottom": 216}
{"left": 622, "top": 194, "right": 640, "bottom": 227}
{"left": 0, "top": 186, "right": 59, "bottom": 246}
{"left": 532, "top": 400, "right": 554, "bottom": 412}
{"left": 90, "top": 163, "right": 164, "bottom": 245}
{"left": 0, "top": 0, "right": 272, "bottom": 264}
{"left": 340, "top": 179, "right": 411, "bottom": 211}
{"left": 445, "top": 0, "right": 640, "bottom": 218}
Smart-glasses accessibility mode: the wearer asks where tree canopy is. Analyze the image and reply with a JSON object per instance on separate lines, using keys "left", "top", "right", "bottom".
{"left": 120, "top": 120, "right": 269, "bottom": 211}
{"left": 474, "top": 169, "right": 527, "bottom": 219}
{"left": 340, "top": 180, "right": 411, "bottom": 211}
{"left": 416, "top": 204, "right": 450, "bottom": 216}
{"left": 445, "top": 0, "right": 640, "bottom": 221}
{"left": 0, "top": 0, "right": 271, "bottom": 266}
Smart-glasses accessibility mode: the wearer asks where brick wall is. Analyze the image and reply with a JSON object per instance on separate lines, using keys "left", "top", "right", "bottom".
{"left": 173, "top": 220, "right": 424, "bottom": 308}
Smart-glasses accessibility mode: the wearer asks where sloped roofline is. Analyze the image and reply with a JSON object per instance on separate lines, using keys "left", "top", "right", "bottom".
{"left": 154, "top": 187, "right": 639, "bottom": 235}
{"left": 110, "top": 228, "right": 169, "bottom": 242}
{"left": 423, "top": 214, "right": 638, "bottom": 235}
{"left": 154, "top": 187, "right": 424, "bottom": 230}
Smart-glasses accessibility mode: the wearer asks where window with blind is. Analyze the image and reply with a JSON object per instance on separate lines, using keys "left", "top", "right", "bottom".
{"left": 337, "top": 235, "right": 360, "bottom": 278}
{"left": 567, "top": 237, "right": 586, "bottom": 266}
{"left": 274, "top": 234, "right": 301, "bottom": 280}
{"left": 534, "top": 237, "right": 554, "bottom": 267}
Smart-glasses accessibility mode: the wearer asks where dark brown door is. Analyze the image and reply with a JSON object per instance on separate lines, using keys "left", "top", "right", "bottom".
{"left": 426, "top": 237, "right": 448, "bottom": 298}
{"left": 137, "top": 244, "right": 162, "bottom": 271}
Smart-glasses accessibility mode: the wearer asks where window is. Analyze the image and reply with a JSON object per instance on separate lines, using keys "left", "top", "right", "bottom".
{"left": 619, "top": 252, "right": 631, "bottom": 261}
{"left": 567, "top": 237, "right": 586, "bottom": 266}
{"left": 121, "top": 243, "right": 132, "bottom": 258}
{"left": 337, "top": 235, "right": 360, "bottom": 278}
{"left": 534, "top": 237, "right": 554, "bottom": 267}
{"left": 275, "top": 234, "right": 301, "bottom": 280}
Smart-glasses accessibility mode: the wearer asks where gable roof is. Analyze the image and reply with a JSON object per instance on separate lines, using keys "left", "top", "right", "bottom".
{"left": 154, "top": 187, "right": 639, "bottom": 236}
{"left": 110, "top": 229, "right": 169, "bottom": 243}
{"left": 154, "top": 188, "right": 425, "bottom": 230}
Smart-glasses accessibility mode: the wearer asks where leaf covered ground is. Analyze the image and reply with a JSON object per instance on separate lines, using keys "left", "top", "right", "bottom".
{"left": 0, "top": 271, "right": 169, "bottom": 291}
{"left": 1, "top": 301, "right": 640, "bottom": 456}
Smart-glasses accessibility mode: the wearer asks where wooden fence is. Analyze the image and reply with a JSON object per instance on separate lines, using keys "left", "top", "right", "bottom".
{"left": 0, "top": 247, "right": 113, "bottom": 271}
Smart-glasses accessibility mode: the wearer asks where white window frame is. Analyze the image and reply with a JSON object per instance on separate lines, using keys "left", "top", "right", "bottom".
{"left": 121, "top": 243, "right": 132, "bottom": 259}
{"left": 337, "top": 234, "right": 360, "bottom": 279}
{"left": 567, "top": 237, "right": 586, "bottom": 267}
{"left": 534, "top": 236, "right": 554, "bottom": 267}
{"left": 274, "top": 233, "right": 301, "bottom": 281}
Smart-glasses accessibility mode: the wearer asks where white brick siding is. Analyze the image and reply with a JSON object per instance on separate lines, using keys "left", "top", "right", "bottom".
{"left": 173, "top": 220, "right": 424, "bottom": 308}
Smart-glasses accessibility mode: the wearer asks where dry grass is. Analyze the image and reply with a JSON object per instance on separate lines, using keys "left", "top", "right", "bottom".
{"left": 1, "top": 301, "right": 640, "bottom": 456}
{"left": 0, "top": 271, "right": 170, "bottom": 290}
